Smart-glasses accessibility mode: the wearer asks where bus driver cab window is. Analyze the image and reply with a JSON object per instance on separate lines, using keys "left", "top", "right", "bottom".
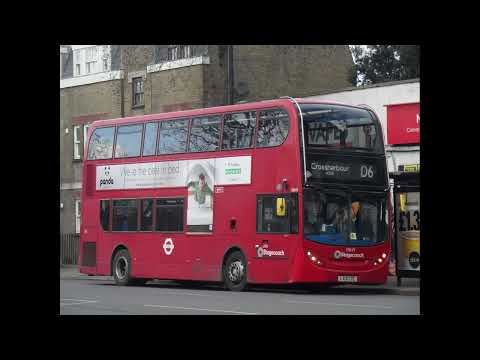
{"left": 350, "top": 200, "right": 376, "bottom": 242}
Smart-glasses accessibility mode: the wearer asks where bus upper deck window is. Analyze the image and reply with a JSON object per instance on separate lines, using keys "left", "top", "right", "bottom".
{"left": 87, "top": 127, "right": 115, "bottom": 160}
{"left": 256, "top": 109, "right": 289, "bottom": 148}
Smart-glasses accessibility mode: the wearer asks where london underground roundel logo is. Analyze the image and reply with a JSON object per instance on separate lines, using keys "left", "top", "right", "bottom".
{"left": 163, "top": 238, "right": 174, "bottom": 255}
{"left": 334, "top": 250, "right": 342, "bottom": 260}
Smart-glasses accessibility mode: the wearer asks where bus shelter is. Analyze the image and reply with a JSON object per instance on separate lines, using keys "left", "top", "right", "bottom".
{"left": 391, "top": 169, "right": 420, "bottom": 286}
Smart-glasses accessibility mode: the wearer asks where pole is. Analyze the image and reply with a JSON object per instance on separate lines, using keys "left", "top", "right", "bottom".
{"left": 227, "top": 45, "right": 234, "bottom": 105}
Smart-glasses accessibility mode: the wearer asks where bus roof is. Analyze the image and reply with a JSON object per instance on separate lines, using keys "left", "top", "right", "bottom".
{"left": 90, "top": 98, "right": 370, "bottom": 128}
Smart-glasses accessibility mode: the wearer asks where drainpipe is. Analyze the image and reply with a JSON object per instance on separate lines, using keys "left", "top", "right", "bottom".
{"left": 227, "top": 45, "right": 234, "bottom": 105}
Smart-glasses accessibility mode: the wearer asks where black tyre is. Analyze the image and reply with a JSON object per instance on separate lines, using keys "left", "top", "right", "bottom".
{"left": 305, "top": 283, "right": 335, "bottom": 293}
{"left": 112, "top": 249, "right": 135, "bottom": 286}
{"left": 132, "top": 278, "right": 148, "bottom": 286}
{"left": 223, "top": 251, "right": 248, "bottom": 291}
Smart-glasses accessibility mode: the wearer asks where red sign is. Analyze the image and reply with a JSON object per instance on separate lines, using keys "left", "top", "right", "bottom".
{"left": 386, "top": 103, "right": 420, "bottom": 145}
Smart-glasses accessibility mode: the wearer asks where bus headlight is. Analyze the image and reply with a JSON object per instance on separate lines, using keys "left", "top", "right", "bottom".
{"left": 306, "top": 250, "right": 322, "bottom": 266}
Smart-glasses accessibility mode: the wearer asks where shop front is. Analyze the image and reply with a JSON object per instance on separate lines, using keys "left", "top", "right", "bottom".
{"left": 386, "top": 102, "right": 420, "bottom": 285}
{"left": 391, "top": 170, "right": 420, "bottom": 285}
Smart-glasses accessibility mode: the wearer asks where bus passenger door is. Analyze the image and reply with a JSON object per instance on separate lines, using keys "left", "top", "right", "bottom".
{"left": 252, "top": 194, "right": 298, "bottom": 283}
{"left": 149, "top": 198, "right": 189, "bottom": 278}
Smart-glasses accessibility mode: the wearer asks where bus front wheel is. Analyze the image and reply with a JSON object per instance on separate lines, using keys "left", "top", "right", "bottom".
{"left": 223, "top": 251, "right": 248, "bottom": 292}
{"left": 113, "top": 249, "right": 135, "bottom": 286}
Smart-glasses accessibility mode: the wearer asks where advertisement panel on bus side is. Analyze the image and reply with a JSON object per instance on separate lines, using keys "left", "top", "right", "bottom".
{"left": 95, "top": 156, "right": 252, "bottom": 190}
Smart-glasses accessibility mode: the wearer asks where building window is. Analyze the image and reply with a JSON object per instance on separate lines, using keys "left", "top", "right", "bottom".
{"left": 75, "top": 199, "right": 81, "bottom": 234}
{"left": 73, "top": 46, "right": 99, "bottom": 76}
{"left": 180, "top": 45, "right": 191, "bottom": 59}
{"left": 168, "top": 46, "right": 178, "bottom": 61}
{"left": 167, "top": 45, "right": 191, "bottom": 61}
{"left": 83, "top": 124, "right": 90, "bottom": 158}
{"left": 73, "top": 125, "right": 81, "bottom": 160}
{"left": 74, "top": 50, "right": 82, "bottom": 75}
{"left": 132, "top": 77, "right": 144, "bottom": 107}
{"left": 85, "top": 46, "right": 97, "bottom": 74}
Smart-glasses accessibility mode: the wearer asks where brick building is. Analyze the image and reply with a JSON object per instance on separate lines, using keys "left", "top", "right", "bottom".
{"left": 60, "top": 45, "right": 353, "bottom": 235}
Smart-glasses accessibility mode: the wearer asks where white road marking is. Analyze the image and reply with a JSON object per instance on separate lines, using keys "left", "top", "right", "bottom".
{"left": 144, "top": 305, "right": 258, "bottom": 315}
{"left": 60, "top": 301, "right": 98, "bottom": 306}
{"left": 160, "top": 292, "right": 212, "bottom": 297}
{"left": 283, "top": 300, "right": 393, "bottom": 309}
{"left": 60, "top": 298, "right": 98, "bottom": 307}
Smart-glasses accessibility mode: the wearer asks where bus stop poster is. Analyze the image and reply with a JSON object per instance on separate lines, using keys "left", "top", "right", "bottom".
{"left": 395, "top": 191, "right": 420, "bottom": 271}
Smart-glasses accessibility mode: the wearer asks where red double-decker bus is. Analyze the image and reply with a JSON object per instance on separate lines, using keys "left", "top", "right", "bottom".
{"left": 79, "top": 98, "right": 391, "bottom": 291}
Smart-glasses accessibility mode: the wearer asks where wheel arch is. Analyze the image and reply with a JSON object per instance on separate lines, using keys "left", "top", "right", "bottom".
{"left": 110, "top": 244, "right": 129, "bottom": 276}
{"left": 220, "top": 245, "right": 247, "bottom": 282}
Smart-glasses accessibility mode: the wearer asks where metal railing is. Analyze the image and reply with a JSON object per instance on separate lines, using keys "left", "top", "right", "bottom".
{"left": 60, "top": 233, "right": 80, "bottom": 265}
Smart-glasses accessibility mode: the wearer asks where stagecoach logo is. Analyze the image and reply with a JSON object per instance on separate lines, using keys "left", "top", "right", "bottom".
{"left": 333, "top": 250, "right": 365, "bottom": 260}
{"left": 256, "top": 245, "right": 285, "bottom": 258}
{"left": 163, "top": 238, "right": 174, "bottom": 256}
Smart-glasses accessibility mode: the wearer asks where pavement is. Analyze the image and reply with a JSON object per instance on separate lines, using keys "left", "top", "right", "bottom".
{"left": 60, "top": 265, "right": 419, "bottom": 295}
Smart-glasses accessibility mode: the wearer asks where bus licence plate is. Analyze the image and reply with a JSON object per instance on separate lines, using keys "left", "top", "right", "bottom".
{"left": 338, "top": 275, "right": 358, "bottom": 283}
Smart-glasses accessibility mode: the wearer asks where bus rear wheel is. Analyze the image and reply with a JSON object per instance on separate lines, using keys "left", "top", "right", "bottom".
{"left": 223, "top": 251, "right": 247, "bottom": 292}
{"left": 113, "top": 249, "right": 135, "bottom": 286}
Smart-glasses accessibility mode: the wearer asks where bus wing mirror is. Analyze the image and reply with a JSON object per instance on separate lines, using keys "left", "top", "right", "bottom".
{"left": 276, "top": 197, "right": 286, "bottom": 217}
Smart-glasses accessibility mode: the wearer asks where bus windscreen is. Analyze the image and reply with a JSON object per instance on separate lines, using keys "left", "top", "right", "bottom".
{"left": 300, "top": 104, "right": 382, "bottom": 152}
{"left": 303, "top": 189, "right": 387, "bottom": 247}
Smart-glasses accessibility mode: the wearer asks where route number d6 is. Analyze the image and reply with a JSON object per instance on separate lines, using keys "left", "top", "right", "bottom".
{"left": 360, "top": 165, "right": 374, "bottom": 178}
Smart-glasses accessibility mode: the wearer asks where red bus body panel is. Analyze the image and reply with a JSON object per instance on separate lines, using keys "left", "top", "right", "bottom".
{"left": 79, "top": 99, "right": 390, "bottom": 285}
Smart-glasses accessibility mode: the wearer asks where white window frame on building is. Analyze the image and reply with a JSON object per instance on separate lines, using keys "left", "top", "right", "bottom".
{"left": 132, "top": 77, "right": 144, "bottom": 108}
{"left": 73, "top": 46, "right": 100, "bottom": 77}
{"left": 168, "top": 45, "right": 191, "bottom": 61}
{"left": 83, "top": 123, "right": 90, "bottom": 157}
{"left": 75, "top": 199, "right": 81, "bottom": 234}
{"left": 74, "top": 49, "right": 82, "bottom": 76}
{"left": 73, "top": 125, "right": 81, "bottom": 160}
{"left": 85, "top": 46, "right": 97, "bottom": 74}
